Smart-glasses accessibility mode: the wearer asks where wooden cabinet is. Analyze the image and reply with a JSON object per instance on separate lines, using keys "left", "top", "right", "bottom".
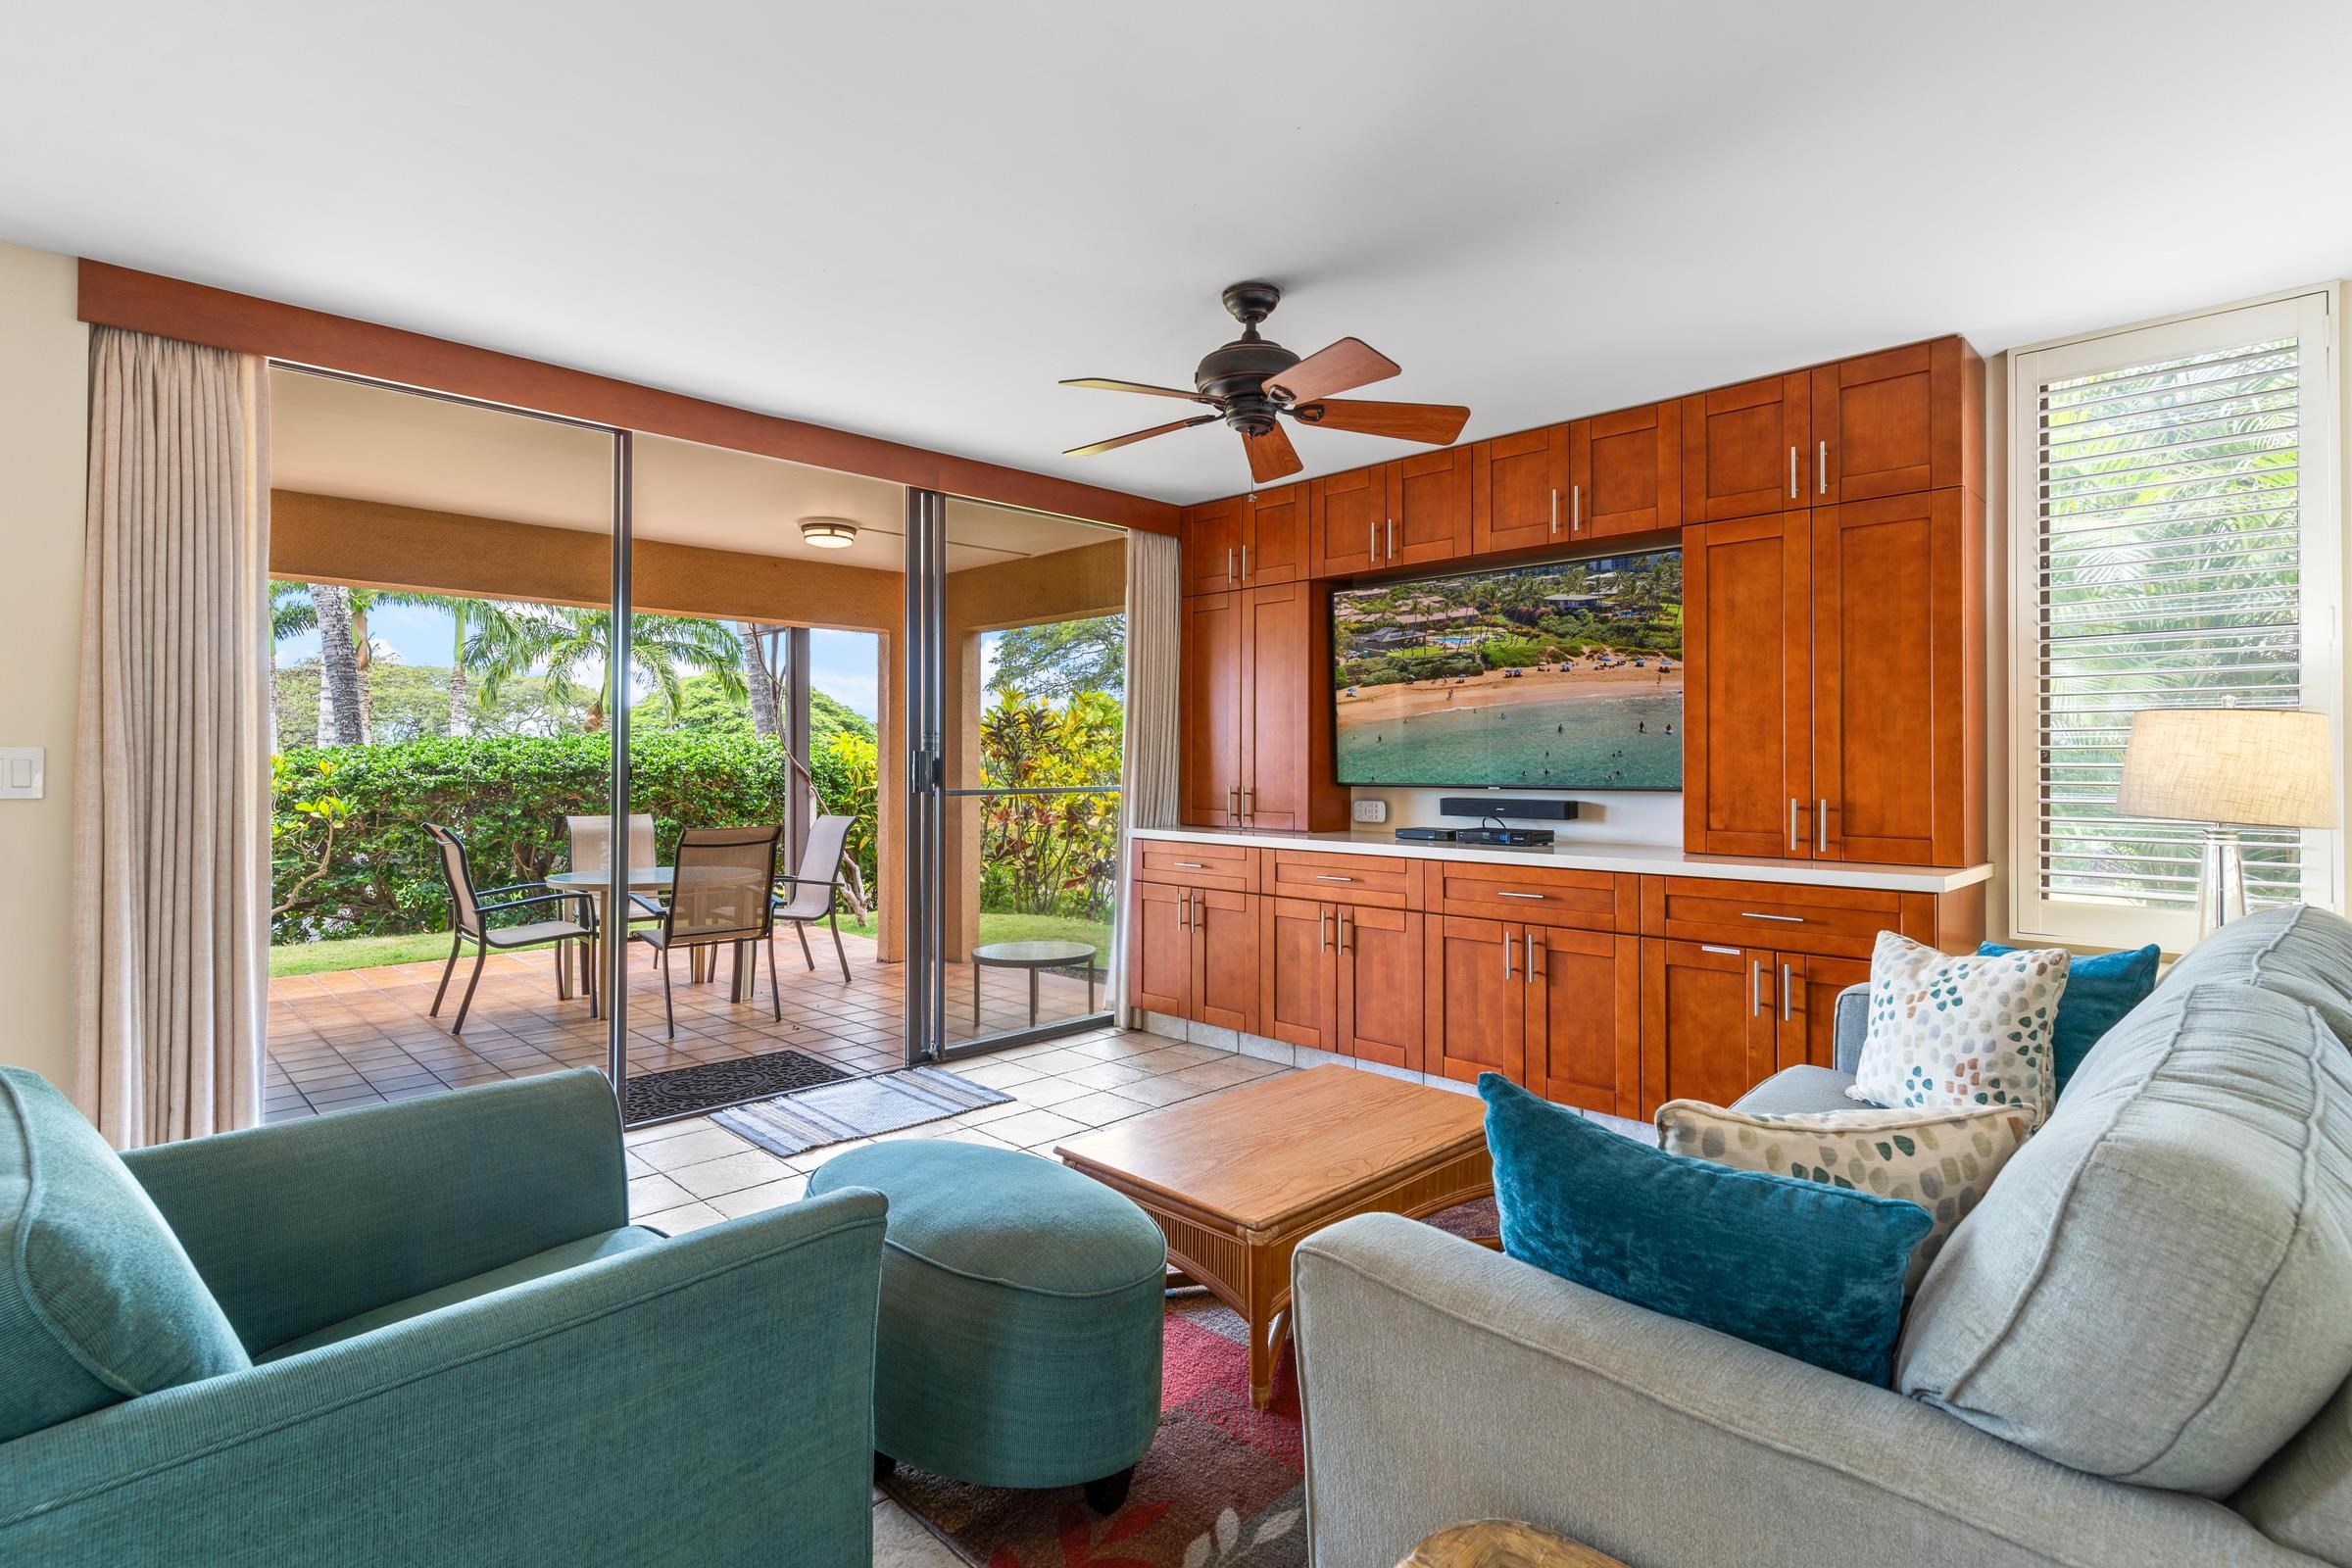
{"left": 1683, "top": 512, "right": 1813, "bottom": 858}
{"left": 1429, "top": 916, "right": 1527, "bottom": 1085}
{"left": 1183, "top": 487, "right": 1305, "bottom": 594}
{"left": 1681, "top": 372, "right": 1810, "bottom": 522}
{"left": 1810, "top": 339, "right": 1978, "bottom": 506}
{"left": 1813, "top": 489, "right": 1980, "bottom": 865}
{"left": 1428, "top": 915, "right": 1638, "bottom": 1114}
{"left": 1260, "top": 896, "right": 1335, "bottom": 1050}
{"left": 1129, "top": 878, "right": 1258, "bottom": 1032}
{"left": 1776, "top": 953, "right": 1870, "bottom": 1071}
{"left": 1310, "top": 466, "right": 1386, "bottom": 576}
{"left": 1639, "top": 940, "right": 1778, "bottom": 1115}
{"left": 1388, "top": 448, "right": 1473, "bottom": 566}
{"left": 1569, "top": 401, "right": 1682, "bottom": 539}
{"left": 1259, "top": 897, "right": 1426, "bottom": 1070}
{"left": 1471, "top": 425, "right": 1570, "bottom": 555}
{"left": 1180, "top": 584, "right": 1348, "bottom": 832}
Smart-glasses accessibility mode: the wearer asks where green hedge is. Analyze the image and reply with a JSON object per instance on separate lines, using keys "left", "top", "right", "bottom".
{"left": 272, "top": 731, "right": 877, "bottom": 942}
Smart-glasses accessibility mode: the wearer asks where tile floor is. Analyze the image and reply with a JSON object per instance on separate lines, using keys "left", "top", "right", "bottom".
{"left": 264, "top": 929, "right": 1107, "bottom": 1122}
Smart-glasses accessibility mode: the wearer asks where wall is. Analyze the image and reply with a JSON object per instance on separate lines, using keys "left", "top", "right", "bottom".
{"left": 0, "top": 242, "right": 88, "bottom": 1084}
{"left": 1349, "top": 783, "right": 1683, "bottom": 846}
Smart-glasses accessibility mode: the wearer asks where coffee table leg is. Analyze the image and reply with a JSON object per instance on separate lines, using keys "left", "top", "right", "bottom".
{"left": 1250, "top": 1305, "right": 1289, "bottom": 1410}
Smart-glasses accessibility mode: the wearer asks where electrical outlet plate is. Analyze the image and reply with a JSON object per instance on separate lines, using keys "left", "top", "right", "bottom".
{"left": 1351, "top": 799, "right": 1388, "bottom": 824}
{"left": 0, "top": 748, "right": 43, "bottom": 801}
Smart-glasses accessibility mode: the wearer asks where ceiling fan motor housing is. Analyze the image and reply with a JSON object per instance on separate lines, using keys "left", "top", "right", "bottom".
{"left": 1196, "top": 279, "right": 1298, "bottom": 433}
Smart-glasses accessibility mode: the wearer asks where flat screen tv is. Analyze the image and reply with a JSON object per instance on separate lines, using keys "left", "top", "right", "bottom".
{"left": 1332, "top": 550, "right": 1684, "bottom": 790}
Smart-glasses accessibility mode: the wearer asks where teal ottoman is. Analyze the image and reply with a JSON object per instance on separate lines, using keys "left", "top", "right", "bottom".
{"left": 809, "top": 1139, "right": 1165, "bottom": 1512}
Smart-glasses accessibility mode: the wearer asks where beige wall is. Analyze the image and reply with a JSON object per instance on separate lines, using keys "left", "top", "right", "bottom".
{"left": 0, "top": 242, "right": 88, "bottom": 1084}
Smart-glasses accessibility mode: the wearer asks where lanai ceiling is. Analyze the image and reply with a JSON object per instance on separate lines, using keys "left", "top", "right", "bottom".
{"left": 7, "top": 4, "right": 2352, "bottom": 504}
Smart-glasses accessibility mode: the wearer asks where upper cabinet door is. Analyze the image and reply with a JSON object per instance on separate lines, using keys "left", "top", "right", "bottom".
{"left": 1179, "top": 590, "right": 1244, "bottom": 827}
{"left": 1238, "top": 582, "right": 1313, "bottom": 830}
{"left": 1681, "top": 373, "right": 1811, "bottom": 522}
{"left": 1683, "top": 513, "right": 1813, "bottom": 858}
{"left": 1181, "top": 496, "right": 1246, "bottom": 596}
{"left": 1570, "top": 401, "right": 1683, "bottom": 539}
{"left": 1312, "top": 466, "right": 1387, "bottom": 576}
{"left": 1471, "top": 426, "right": 1569, "bottom": 555}
{"left": 1811, "top": 338, "right": 1976, "bottom": 505}
{"left": 1812, "top": 490, "right": 1975, "bottom": 866}
{"left": 1388, "top": 447, "right": 1473, "bottom": 566}
{"left": 1244, "top": 483, "right": 1307, "bottom": 585}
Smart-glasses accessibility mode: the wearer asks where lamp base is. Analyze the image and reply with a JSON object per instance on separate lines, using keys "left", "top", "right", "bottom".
{"left": 2195, "top": 824, "right": 2249, "bottom": 941}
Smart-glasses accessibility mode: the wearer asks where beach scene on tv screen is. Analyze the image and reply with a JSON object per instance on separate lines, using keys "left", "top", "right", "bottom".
{"left": 1334, "top": 552, "right": 1684, "bottom": 789}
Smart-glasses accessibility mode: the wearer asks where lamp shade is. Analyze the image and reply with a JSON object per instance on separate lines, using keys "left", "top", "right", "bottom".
{"left": 2115, "top": 708, "right": 2337, "bottom": 829}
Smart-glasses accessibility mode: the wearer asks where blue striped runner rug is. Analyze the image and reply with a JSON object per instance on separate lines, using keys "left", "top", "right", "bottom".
{"left": 711, "top": 1065, "right": 1014, "bottom": 1157}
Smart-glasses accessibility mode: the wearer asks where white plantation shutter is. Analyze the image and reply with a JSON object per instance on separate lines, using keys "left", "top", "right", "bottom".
{"left": 2012, "top": 293, "right": 2340, "bottom": 949}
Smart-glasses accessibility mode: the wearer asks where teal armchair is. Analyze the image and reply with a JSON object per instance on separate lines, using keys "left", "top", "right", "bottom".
{"left": 0, "top": 1067, "right": 887, "bottom": 1568}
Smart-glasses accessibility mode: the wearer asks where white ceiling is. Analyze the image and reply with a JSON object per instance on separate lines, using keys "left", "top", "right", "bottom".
{"left": 10, "top": 4, "right": 2352, "bottom": 505}
{"left": 269, "top": 368, "right": 1115, "bottom": 572}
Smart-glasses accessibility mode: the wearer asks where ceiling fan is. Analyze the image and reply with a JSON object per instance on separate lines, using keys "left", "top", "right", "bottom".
{"left": 1060, "top": 281, "right": 1470, "bottom": 484}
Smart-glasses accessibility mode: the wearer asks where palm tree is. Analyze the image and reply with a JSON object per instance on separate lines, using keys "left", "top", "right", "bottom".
{"left": 467, "top": 607, "right": 747, "bottom": 731}
{"left": 738, "top": 620, "right": 783, "bottom": 740}
{"left": 310, "top": 584, "right": 367, "bottom": 746}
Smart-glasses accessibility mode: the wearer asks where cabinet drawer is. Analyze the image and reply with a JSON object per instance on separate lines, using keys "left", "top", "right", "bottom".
{"left": 1133, "top": 840, "right": 1259, "bottom": 893}
{"left": 1641, "top": 875, "right": 1917, "bottom": 959}
{"left": 1437, "top": 863, "right": 1633, "bottom": 931}
{"left": 1269, "top": 850, "right": 1416, "bottom": 908}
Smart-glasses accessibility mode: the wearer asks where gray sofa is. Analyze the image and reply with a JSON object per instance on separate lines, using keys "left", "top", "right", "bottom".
{"left": 1294, "top": 906, "right": 2352, "bottom": 1567}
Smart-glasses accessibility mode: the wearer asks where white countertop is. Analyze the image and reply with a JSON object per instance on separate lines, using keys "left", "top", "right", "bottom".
{"left": 1130, "top": 825, "right": 1992, "bottom": 895}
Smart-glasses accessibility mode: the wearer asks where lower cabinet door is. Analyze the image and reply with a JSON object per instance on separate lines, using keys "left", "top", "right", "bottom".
{"left": 1639, "top": 939, "right": 1778, "bottom": 1117}
{"left": 1336, "top": 906, "right": 1425, "bottom": 1072}
{"left": 1777, "top": 953, "right": 1870, "bottom": 1071}
{"left": 1191, "top": 887, "right": 1260, "bottom": 1034}
{"left": 1430, "top": 915, "right": 1528, "bottom": 1086}
{"left": 1128, "top": 881, "right": 1193, "bottom": 1018}
{"left": 1525, "top": 926, "right": 1642, "bottom": 1118}
{"left": 1260, "top": 896, "right": 1335, "bottom": 1051}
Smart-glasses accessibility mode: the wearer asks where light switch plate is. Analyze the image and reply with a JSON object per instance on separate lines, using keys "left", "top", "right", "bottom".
{"left": 1351, "top": 798, "right": 1389, "bottom": 824}
{"left": 0, "top": 748, "right": 44, "bottom": 801}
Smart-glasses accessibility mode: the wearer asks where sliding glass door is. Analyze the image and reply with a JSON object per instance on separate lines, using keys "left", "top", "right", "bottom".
{"left": 902, "top": 491, "right": 1126, "bottom": 1063}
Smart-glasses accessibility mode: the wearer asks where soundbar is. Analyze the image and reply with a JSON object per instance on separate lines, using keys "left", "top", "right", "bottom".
{"left": 1439, "top": 796, "right": 1580, "bottom": 822}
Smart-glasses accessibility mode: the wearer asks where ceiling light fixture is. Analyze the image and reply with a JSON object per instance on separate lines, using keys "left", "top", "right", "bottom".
{"left": 798, "top": 515, "right": 859, "bottom": 550}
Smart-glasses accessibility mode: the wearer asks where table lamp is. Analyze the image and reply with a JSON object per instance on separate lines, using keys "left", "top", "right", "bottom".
{"left": 2115, "top": 708, "right": 2337, "bottom": 938}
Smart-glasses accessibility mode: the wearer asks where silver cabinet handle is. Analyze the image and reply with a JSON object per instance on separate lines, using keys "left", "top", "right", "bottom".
{"left": 1314, "top": 873, "right": 1354, "bottom": 882}
{"left": 1318, "top": 906, "right": 1330, "bottom": 952}
{"left": 1549, "top": 486, "right": 1559, "bottom": 535}
{"left": 1177, "top": 889, "right": 1190, "bottom": 930}
{"left": 1227, "top": 547, "right": 1236, "bottom": 585}
{"left": 1386, "top": 516, "right": 1395, "bottom": 559}
{"left": 1171, "top": 860, "right": 1204, "bottom": 869}
{"left": 1240, "top": 543, "right": 1250, "bottom": 581}
{"left": 1789, "top": 446, "right": 1798, "bottom": 500}
{"left": 1241, "top": 786, "right": 1252, "bottom": 824}
{"left": 1571, "top": 483, "right": 1581, "bottom": 532}
{"left": 1527, "top": 926, "right": 1544, "bottom": 982}
{"left": 1751, "top": 957, "right": 1764, "bottom": 1017}
{"left": 1503, "top": 929, "right": 1516, "bottom": 978}
{"left": 1782, "top": 962, "right": 1794, "bottom": 1022}
{"left": 1700, "top": 944, "right": 1740, "bottom": 956}
{"left": 1340, "top": 907, "right": 1351, "bottom": 953}
{"left": 1227, "top": 784, "right": 1240, "bottom": 825}
{"left": 1494, "top": 890, "right": 1545, "bottom": 900}
{"left": 1740, "top": 911, "right": 1804, "bottom": 923}
{"left": 1788, "top": 797, "right": 1798, "bottom": 853}
{"left": 1817, "top": 798, "right": 1829, "bottom": 855}
{"left": 1818, "top": 440, "right": 1828, "bottom": 496}
{"left": 1366, "top": 521, "right": 1376, "bottom": 561}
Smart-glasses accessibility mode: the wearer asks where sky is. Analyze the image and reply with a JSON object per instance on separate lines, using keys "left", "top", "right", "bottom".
{"left": 277, "top": 603, "right": 885, "bottom": 720}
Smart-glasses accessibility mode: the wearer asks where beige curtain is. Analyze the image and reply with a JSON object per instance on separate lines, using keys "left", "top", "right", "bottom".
{"left": 74, "top": 329, "right": 271, "bottom": 1148}
{"left": 1111, "top": 529, "right": 1181, "bottom": 1022}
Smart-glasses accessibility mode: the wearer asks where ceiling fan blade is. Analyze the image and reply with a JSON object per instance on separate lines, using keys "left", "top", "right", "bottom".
{"left": 1064, "top": 415, "right": 1219, "bottom": 458}
{"left": 1059, "top": 377, "right": 1216, "bottom": 404}
{"left": 1289, "top": 398, "right": 1470, "bottom": 445}
{"left": 1244, "top": 421, "right": 1303, "bottom": 483}
{"left": 1266, "top": 337, "right": 1400, "bottom": 404}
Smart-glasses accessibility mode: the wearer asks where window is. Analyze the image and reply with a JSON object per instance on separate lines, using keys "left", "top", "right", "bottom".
{"left": 2010, "top": 293, "right": 2340, "bottom": 949}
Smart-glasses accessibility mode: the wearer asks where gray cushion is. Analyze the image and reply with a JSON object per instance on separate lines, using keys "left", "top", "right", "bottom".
{"left": 2235, "top": 1375, "right": 2352, "bottom": 1566}
{"left": 1896, "top": 981, "right": 2352, "bottom": 1494}
{"left": 0, "top": 1068, "right": 250, "bottom": 1443}
{"left": 1728, "top": 1064, "right": 1860, "bottom": 1117}
{"left": 2161, "top": 903, "right": 2352, "bottom": 1046}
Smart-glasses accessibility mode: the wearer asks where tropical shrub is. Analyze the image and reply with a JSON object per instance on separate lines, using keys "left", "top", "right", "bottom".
{"left": 976, "top": 691, "right": 1123, "bottom": 920}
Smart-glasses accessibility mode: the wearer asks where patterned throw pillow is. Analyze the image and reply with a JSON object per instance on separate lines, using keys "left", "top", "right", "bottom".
{"left": 1849, "top": 932, "right": 2070, "bottom": 1128}
{"left": 1656, "top": 1099, "right": 2033, "bottom": 1293}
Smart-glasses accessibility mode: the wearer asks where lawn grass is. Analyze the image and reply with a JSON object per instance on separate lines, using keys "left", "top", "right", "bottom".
{"left": 836, "top": 909, "right": 1111, "bottom": 961}
{"left": 270, "top": 931, "right": 455, "bottom": 977}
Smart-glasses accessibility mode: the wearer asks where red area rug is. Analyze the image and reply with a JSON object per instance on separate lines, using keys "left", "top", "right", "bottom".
{"left": 881, "top": 1292, "right": 1309, "bottom": 1568}
{"left": 881, "top": 1201, "right": 1495, "bottom": 1568}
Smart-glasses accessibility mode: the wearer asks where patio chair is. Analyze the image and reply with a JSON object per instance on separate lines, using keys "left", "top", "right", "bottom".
{"left": 773, "top": 813, "right": 857, "bottom": 984}
{"left": 565, "top": 811, "right": 665, "bottom": 963}
{"left": 425, "top": 823, "right": 596, "bottom": 1034}
{"left": 630, "top": 824, "right": 784, "bottom": 1038}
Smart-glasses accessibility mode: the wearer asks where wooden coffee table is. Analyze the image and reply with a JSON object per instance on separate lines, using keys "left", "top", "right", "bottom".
{"left": 1056, "top": 1065, "right": 1493, "bottom": 1408}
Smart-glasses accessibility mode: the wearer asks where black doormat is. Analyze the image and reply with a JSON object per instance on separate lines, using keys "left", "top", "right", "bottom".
{"left": 621, "top": 1049, "right": 852, "bottom": 1125}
